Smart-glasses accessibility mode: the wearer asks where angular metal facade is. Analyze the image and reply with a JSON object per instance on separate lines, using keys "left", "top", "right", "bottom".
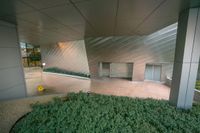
{"left": 85, "top": 23, "right": 178, "bottom": 81}
{"left": 41, "top": 40, "right": 90, "bottom": 74}
{"left": 40, "top": 22, "right": 200, "bottom": 82}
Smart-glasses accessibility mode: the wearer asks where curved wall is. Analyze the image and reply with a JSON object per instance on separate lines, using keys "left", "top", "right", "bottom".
{"left": 41, "top": 40, "right": 90, "bottom": 74}
{"left": 0, "top": 20, "right": 26, "bottom": 100}
{"left": 40, "top": 23, "right": 200, "bottom": 82}
{"left": 85, "top": 23, "right": 178, "bottom": 81}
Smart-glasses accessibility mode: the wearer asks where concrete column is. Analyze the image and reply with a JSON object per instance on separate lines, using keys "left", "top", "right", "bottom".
{"left": 0, "top": 20, "right": 27, "bottom": 100}
{"left": 99, "top": 62, "right": 102, "bottom": 77}
{"left": 169, "top": 8, "right": 200, "bottom": 109}
{"left": 133, "top": 62, "right": 146, "bottom": 81}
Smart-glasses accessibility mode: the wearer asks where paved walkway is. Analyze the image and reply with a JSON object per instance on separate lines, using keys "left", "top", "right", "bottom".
{"left": 0, "top": 67, "right": 170, "bottom": 133}
{"left": 41, "top": 73, "right": 170, "bottom": 100}
{"left": 25, "top": 67, "right": 170, "bottom": 100}
{"left": 0, "top": 94, "right": 64, "bottom": 133}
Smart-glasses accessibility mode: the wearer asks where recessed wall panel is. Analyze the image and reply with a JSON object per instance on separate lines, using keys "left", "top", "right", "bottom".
{"left": 110, "top": 63, "right": 133, "bottom": 78}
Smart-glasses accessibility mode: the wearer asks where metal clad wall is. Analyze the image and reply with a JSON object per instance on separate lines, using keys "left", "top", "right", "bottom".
{"left": 85, "top": 23, "right": 178, "bottom": 81}
{"left": 154, "top": 65, "right": 161, "bottom": 81}
{"left": 110, "top": 63, "right": 133, "bottom": 78}
{"left": 145, "top": 64, "right": 162, "bottom": 81}
{"left": 0, "top": 21, "right": 26, "bottom": 100}
{"left": 145, "top": 65, "right": 153, "bottom": 80}
{"left": 41, "top": 40, "right": 90, "bottom": 74}
{"left": 40, "top": 23, "right": 200, "bottom": 82}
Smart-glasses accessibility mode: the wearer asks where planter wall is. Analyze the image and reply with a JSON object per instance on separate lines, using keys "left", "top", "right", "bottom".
{"left": 194, "top": 90, "right": 200, "bottom": 102}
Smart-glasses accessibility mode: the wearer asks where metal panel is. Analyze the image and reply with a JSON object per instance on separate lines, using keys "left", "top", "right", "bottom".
{"left": 41, "top": 4, "right": 86, "bottom": 26}
{"left": 135, "top": 0, "right": 187, "bottom": 35}
{"left": 20, "top": 0, "right": 69, "bottom": 10}
{"left": 73, "top": 0, "right": 117, "bottom": 35}
{"left": 0, "top": 84, "right": 26, "bottom": 101}
{"left": 145, "top": 64, "right": 161, "bottom": 81}
{"left": 0, "top": 0, "right": 34, "bottom": 17}
{"left": 145, "top": 65, "right": 153, "bottom": 80}
{"left": 116, "top": 0, "right": 163, "bottom": 35}
{"left": 0, "top": 20, "right": 26, "bottom": 100}
{"left": 101, "top": 62, "right": 110, "bottom": 77}
{"left": 110, "top": 63, "right": 133, "bottom": 78}
{"left": 17, "top": 11, "right": 67, "bottom": 30}
{"left": 0, "top": 0, "right": 192, "bottom": 45}
{"left": 85, "top": 23, "right": 177, "bottom": 81}
{"left": 41, "top": 40, "right": 90, "bottom": 74}
{"left": 154, "top": 65, "right": 161, "bottom": 81}
{"left": 0, "top": 48, "right": 21, "bottom": 69}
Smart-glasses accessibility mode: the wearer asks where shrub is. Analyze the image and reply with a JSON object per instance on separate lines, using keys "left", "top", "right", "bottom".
{"left": 196, "top": 80, "right": 200, "bottom": 90}
{"left": 12, "top": 92, "right": 200, "bottom": 133}
{"left": 43, "top": 67, "right": 90, "bottom": 78}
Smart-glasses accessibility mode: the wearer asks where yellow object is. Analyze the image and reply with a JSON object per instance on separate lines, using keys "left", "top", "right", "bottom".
{"left": 37, "top": 85, "right": 44, "bottom": 92}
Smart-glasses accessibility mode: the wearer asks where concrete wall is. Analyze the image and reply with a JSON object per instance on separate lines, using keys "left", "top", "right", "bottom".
{"left": 85, "top": 23, "right": 177, "bottom": 81}
{"left": 41, "top": 40, "right": 90, "bottom": 74}
{"left": 0, "top": 20, "right": 26, "bottom": 100}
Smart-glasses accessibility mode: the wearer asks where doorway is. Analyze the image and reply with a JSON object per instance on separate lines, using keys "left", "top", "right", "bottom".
{"left": 101, "top": 62, "right": 110, "bottom": 77}
{"left": 99, "top": 62, "right": 133, "bottom": 80}
{"left": 145, "top": 64, "right": 161, "bottom": 81}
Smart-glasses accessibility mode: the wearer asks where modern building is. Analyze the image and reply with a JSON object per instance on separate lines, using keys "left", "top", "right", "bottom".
{"left": 0, "top": 0, "right": 200, "bottom": 109}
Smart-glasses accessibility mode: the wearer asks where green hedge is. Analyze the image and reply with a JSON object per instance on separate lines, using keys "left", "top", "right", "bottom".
{"left": 196, "top": 80, "right": 200, "bottom": 90}
{"left": 12, "top": 92, "right": 200, "bottom": 133}
{"left": 29, "top": 53, "right": 41, "bottom": 61}
{"left": 43, "top": 67, "right": 90, "bottom": 78}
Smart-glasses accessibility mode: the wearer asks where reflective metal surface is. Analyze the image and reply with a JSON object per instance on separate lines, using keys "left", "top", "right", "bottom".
{"left": 41, "top": 40, "right": 90, "bottom": 74}
{"left": 0, "top": 0, "right": 194, "bottom": 45}
{"left": 85, "top": 23, "right": 177, "bottom": 81}
{"left": 34, "top": 21, "right": 200, "bottom": 81}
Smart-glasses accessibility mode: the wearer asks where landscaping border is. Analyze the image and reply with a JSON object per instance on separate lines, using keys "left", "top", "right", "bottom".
{"left": 9, "top": 112, "right": 30, "bottom": 133}
{"left": 43, "top": 72, "right": 90, "bottom": 80}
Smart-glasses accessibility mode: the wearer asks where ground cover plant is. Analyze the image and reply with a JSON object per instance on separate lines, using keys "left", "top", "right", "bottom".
{"left": 43, "top": 67, "right": 90, "bottom": 78}
{"left": 12, "top": 92, "right": 200, "bottom": 133}
{"left": 196, "top": 80, "right": 200, "bottom": 90}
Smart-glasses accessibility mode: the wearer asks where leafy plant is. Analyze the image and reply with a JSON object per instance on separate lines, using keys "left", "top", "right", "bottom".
{"left": 43, "top": 67, "right": 90, "bottom": 78}
{"left": 12, "top": 92, "right": 200, "bottom": 133}
{"left": 196, "top": 80, "right": 200, "bottom": 90}
{"left": 29, "top": 52, "right": 41, "bottom": 61}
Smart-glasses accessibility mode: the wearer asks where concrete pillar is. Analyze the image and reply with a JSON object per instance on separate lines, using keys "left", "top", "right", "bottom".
{"left": 169, "top": 8, "right": 200, "bottom": 109}
{"left": 99, "top": 62, "right": 102, "bottom": 77}
{"left": 0, "top": 20, "right": 27, "bottom": 100}
{"left": 133, "top": 62, "right": 146, "bottom": 81}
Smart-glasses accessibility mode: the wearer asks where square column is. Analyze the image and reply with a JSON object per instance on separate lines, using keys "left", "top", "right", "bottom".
{"left": 0, "top": 20, "right": 27, "bottom": 100}
{"left": 133, "top": 62, "right": 146, "bottom": 81}
{"left": 169, "top": 8, "right": 200, "bottom": 109}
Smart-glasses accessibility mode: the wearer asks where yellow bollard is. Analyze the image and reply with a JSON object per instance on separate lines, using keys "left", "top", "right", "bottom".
{"left": 37, "top": 85, "right": 44, "bottom": 92}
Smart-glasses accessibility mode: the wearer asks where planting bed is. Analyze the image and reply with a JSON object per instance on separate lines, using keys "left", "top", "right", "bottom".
{"left": 43, "top": 67, "right": 90, "bottom": 78}
{"left": 12, "top": 93, "right": 200, "bottom": 133}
